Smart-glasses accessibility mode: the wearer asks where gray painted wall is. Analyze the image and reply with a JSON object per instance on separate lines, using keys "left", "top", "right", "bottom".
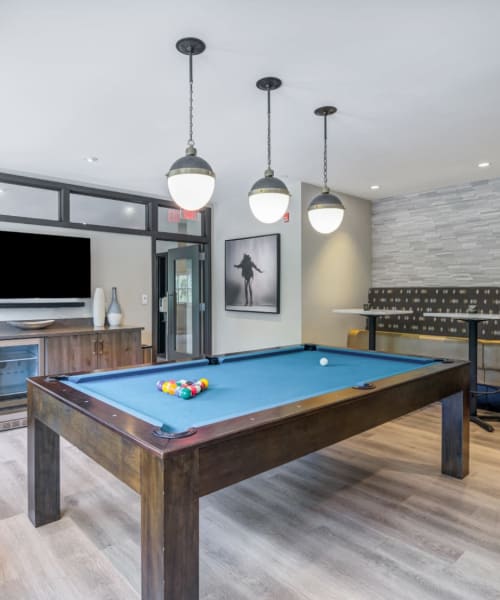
{"left": 373, "top": 177, "right": 500, "bottom": 286}
{"left": 302, "top": 183, "right": 372, "bottom": 346}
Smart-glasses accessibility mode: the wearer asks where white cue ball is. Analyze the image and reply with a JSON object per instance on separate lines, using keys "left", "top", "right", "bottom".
{"left": 319, "top": 357, "right": 329, "bottom": 366}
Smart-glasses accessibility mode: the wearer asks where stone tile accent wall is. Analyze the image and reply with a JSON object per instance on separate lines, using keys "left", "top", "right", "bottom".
{"left": 372, "top": 178, "right": 500, "bottom": 286}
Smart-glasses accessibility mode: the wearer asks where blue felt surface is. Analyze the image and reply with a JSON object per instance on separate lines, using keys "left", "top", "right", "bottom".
{"left": 64, "top": 346, "right": 437, "bottom": 432}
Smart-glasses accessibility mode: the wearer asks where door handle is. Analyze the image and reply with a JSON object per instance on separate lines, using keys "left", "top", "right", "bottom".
{"left": 99, "top": 340, "right": 104, "bottom": 355}
{"left": 92, "top": 339, "right": 98, "bottom": 355}
{"left": 159, "top": 296, "right": 168, "bottom": 313}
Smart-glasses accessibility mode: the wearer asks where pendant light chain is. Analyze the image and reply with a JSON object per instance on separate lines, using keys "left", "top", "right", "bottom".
{"left": 188, "top": 52, "right": 195, "bottom": 149}
{"left": 267, "top": 88, "right": 272, "bottom": 172}
{"left": 323, "top": 114, "right": 328, "bottom": 189}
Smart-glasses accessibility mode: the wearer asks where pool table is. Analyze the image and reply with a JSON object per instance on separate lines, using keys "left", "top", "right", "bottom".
{"left": 27, "top": 344, "right": 470, "bottom": 600}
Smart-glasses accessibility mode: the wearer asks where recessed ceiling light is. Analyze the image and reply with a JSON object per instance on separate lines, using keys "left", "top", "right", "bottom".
{"left": 370, "top": 185, "right": 380, "bottom": 190}
{"left": 124, "top": 206, "right": 136, "bottom": 215}
{"left": 85, "top": 156, "right": 99, "bottom": 163}
{"left": 478, "top": 161, "right": 490, "bottom": 168}
{"left": 0, "top": 189, "right": 4, "bottom": 194}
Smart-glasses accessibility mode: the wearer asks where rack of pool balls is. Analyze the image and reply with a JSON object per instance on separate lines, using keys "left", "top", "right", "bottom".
{"left": 156, "top": 378, "right": 209, "bottom": 399}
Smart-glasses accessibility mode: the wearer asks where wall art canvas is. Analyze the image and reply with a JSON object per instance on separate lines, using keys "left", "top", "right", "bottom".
{"left": 225, "top": 234, "right": 280, "bottom": 313}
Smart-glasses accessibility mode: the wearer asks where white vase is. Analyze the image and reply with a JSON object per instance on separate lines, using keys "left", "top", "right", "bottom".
{"left": 107, "top": 286, "right": 123, "bottom": 326}
{"left": 92, "top": 287, "right": 106, "bottom": 327}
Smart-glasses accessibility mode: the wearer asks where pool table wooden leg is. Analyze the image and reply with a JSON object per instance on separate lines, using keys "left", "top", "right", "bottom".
{"left": 27, "top": 414, "right": 61, "bottom": 527}
{"left": 141, "top": 449, "right": 199, "bottom": 600}
{"left": 441, "top": 391, "right": 470, "bottom": 479}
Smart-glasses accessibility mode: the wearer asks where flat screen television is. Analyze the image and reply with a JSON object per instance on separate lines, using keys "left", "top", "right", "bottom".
{"left": 0, "top": 231, "right": 91, "bottom": 299}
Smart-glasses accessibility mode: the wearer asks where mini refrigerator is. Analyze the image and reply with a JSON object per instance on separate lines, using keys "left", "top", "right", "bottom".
{"left": 0, "top": 338, "right": 44, "bottom": 428}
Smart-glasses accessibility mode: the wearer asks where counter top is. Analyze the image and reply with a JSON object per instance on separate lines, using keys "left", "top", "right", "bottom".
{"left": 0, "top": 318, "right": 143, "bottom": 340}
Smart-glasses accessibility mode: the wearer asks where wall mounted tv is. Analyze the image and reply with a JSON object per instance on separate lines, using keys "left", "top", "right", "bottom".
{"left": 0, "top": 231, "right": 91, "bottom": 299}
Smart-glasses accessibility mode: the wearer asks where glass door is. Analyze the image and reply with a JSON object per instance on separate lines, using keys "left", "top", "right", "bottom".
{"left": 166, "top": 245, "right": 201, "bottom": 360}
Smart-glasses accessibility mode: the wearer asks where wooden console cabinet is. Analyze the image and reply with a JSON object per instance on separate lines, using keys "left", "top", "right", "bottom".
{"left": 45, "top": 328, "right": 142, "bottom": 375}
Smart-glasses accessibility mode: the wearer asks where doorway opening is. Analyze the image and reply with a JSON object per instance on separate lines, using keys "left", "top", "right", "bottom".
{"left": 156, "top": 241, "right": 210, "bottom": 361}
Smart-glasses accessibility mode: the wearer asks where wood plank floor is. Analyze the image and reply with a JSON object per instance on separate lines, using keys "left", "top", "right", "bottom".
{"left": 1, "top": 404, "right": 500, "bottom": 599}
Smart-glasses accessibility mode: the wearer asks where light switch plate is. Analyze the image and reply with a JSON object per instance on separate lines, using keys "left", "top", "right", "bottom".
{"left": 141, "top": 294, "right": 148, "bottom": 305}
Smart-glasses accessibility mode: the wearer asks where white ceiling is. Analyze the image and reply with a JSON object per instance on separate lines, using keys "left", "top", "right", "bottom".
{"left": 1, "top": 0, "right": 500, "bottom": 202}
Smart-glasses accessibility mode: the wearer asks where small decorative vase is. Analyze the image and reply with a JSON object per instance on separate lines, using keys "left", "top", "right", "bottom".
{"left": 92, "top": 288, "right": 106, "bottom": 327}
{"left": 107, "top": 287, "right": 122, "bottom": 326}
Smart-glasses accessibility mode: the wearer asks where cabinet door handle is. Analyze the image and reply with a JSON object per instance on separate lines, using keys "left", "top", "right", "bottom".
{"left": 93, "top": 339, "right": 98, "bottom": 355}
{"left": 99, "top": 340, "right": 104, "bottom": 354}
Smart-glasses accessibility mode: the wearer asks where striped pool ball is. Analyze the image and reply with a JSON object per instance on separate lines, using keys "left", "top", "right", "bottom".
{"left": 156, "top": 380, "right": 165, "bottom": 391}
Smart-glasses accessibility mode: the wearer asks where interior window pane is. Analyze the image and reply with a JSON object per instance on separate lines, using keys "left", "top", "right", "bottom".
{"left": 0, "top": 183, "right": 59, "bottom": 220}
{"left": 70, "top": 194, "right": 146, "bottom": 229}
{"left": 158, "top": 207, "right": 202, "bottom": 235}
{"left": 174, "top": 258, "right": 193, "bottom": 354}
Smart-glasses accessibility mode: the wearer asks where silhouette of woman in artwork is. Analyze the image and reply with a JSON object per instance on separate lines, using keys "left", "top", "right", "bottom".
{"left": 234, "top": 253, "right": 263, "bottom": 306}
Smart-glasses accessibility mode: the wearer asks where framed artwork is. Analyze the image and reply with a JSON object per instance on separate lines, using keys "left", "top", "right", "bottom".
{"left": 225, "top": 233, "right": 280, "bottom": 314}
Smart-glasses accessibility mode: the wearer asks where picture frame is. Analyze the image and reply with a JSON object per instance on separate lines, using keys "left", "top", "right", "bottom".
{"left": 225, "top": 233, "right": 280, "bottom": 314}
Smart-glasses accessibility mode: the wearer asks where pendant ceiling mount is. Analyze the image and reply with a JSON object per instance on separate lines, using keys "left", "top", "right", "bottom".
{"left": 314, "top": 106, "right": 337, "bottom": 117}
{"left": 256, "top": 77, "right": 282, "bottom": 91}
{"left": 176, "top": 37, "right": 206, "bottom": 55}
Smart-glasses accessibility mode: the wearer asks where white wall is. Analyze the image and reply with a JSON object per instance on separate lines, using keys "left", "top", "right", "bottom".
{"left": 212, "top": 177, "right": 302, "bottom": 354}
{"left": 0, "top": 222, "right": 152, "bottom": 343}
{"left": 301, "top": 183, "right": 372, "bottom": 347}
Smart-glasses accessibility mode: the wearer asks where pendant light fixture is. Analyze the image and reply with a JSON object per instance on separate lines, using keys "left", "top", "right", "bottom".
{"left": 307, "top": 106, "right": 345, "bottom": 234}
{"left": 249, "top": 77, "right": 290, "bottom": 224}
{"left": 166, "top": 38, "right": 215, "bottom": 211}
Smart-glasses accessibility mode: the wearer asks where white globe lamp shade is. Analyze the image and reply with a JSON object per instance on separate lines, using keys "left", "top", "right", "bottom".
{"left": 307, "top": 189, "right": 345, "bottom": 234}
{"left": 248, "top": 173, "right": 290, "bottom": 224}
{"left": 167, "top": 172, "right": 215, "bottom": 211}
{"left": 167, "top": 152, "right": 215, "bottom": 211}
